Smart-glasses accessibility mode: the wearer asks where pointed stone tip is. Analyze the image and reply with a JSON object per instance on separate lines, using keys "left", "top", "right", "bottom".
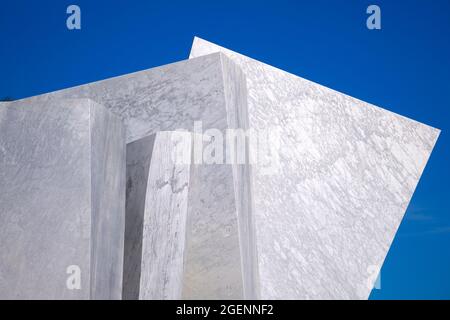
{"left": 192, "top": 36, "right": 215, "bottom": 46}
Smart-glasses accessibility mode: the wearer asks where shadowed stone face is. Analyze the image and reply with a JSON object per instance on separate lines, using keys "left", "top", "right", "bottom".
{"left": 124, "top": 131, "right": 192, "bottom": 300}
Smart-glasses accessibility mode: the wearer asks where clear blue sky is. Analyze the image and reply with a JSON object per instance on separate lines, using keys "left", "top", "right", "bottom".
{"left": 1, "top": 0, "right": 449, "bottom": 299}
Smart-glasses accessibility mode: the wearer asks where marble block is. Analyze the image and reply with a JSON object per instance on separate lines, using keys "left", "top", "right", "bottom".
{"left": 0, "top": 98, "right": 126, "bottom": 299}
{"left": 124, "top": 131, "right": 192, "bottom": 300}
{"left": 18, "top": 53, "right": 249, "bottom": 299}
{"left": 190, "top": 37, "right": 441, "bottom": 299}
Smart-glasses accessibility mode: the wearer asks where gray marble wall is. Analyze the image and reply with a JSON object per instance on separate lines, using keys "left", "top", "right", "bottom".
{"left": 0, "top": 98, "right": 125, "bottom": 299}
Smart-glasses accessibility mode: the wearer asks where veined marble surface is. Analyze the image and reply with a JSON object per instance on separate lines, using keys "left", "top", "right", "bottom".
{"left": 125, "top": 132, "right": 192, "bottom": 300}
{"left": 123, "top": 135, "right": 155, "bottom": 300}
{"left": 182, "top": 57, "right": 248, "bottom": 299}
{"left": 0, "top": 98, "right": 125, "bottom": 299}
{"left": 18, "top": 54, "right": 248, "bottom": 299}
{"left": 220, "top": 56, "right": 258, "bottom": 299}
{"left": 23, "top": 53, "right": 227, "bottom": 144}
{"left": 190, "top": 37, "right": 441, "bottom": 299}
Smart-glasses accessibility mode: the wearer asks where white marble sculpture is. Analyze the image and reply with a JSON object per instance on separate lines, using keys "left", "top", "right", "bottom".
{"left": 0, "top": 37, "right": 440, "bottom": 300}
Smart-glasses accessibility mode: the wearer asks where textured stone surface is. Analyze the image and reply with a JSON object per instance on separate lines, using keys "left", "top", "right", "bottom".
{"left": 220, "top": 56, "right": 258, "bottom": 299}
{"left": 123, "top": 135, "right": 155, "bottom": 300}
{"left": 124, "top": 131, "right": 192, "bottom": 300}
{"left": 25, "top": 53, "right": 233, "bottom": 144}
{"left": 90, "top": 102, "right": 126, "bottom": 300}
{"left": 0, "top": 98, "right": 125, "bottom": 299}
{"left": 190, "top": 37, "right": 441, "bottom": 299}
{"left": 19, "top": 53, "right": 248, "bottom": 299}
{"left": 182, "top": 57, "right": 249, "bottom": 299}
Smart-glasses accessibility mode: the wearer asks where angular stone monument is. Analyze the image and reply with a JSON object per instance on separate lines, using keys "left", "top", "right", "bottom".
{"left": 0, "top": 37, "right": 441, "bottom": 300}
{"left": 190, "top": 37, "right": 441, "bottom": 299}
{"left": 0, "top": 98, "right": 125, "bottom": 299}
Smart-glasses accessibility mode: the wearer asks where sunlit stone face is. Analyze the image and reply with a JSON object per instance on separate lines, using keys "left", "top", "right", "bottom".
{"left": 190, "top": 37, "right": 440, "bottom": 299}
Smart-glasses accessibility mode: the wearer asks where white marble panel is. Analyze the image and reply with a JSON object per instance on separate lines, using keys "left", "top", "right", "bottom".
{"left": 190, "top": 37, "right": 440, "bottom": 299}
